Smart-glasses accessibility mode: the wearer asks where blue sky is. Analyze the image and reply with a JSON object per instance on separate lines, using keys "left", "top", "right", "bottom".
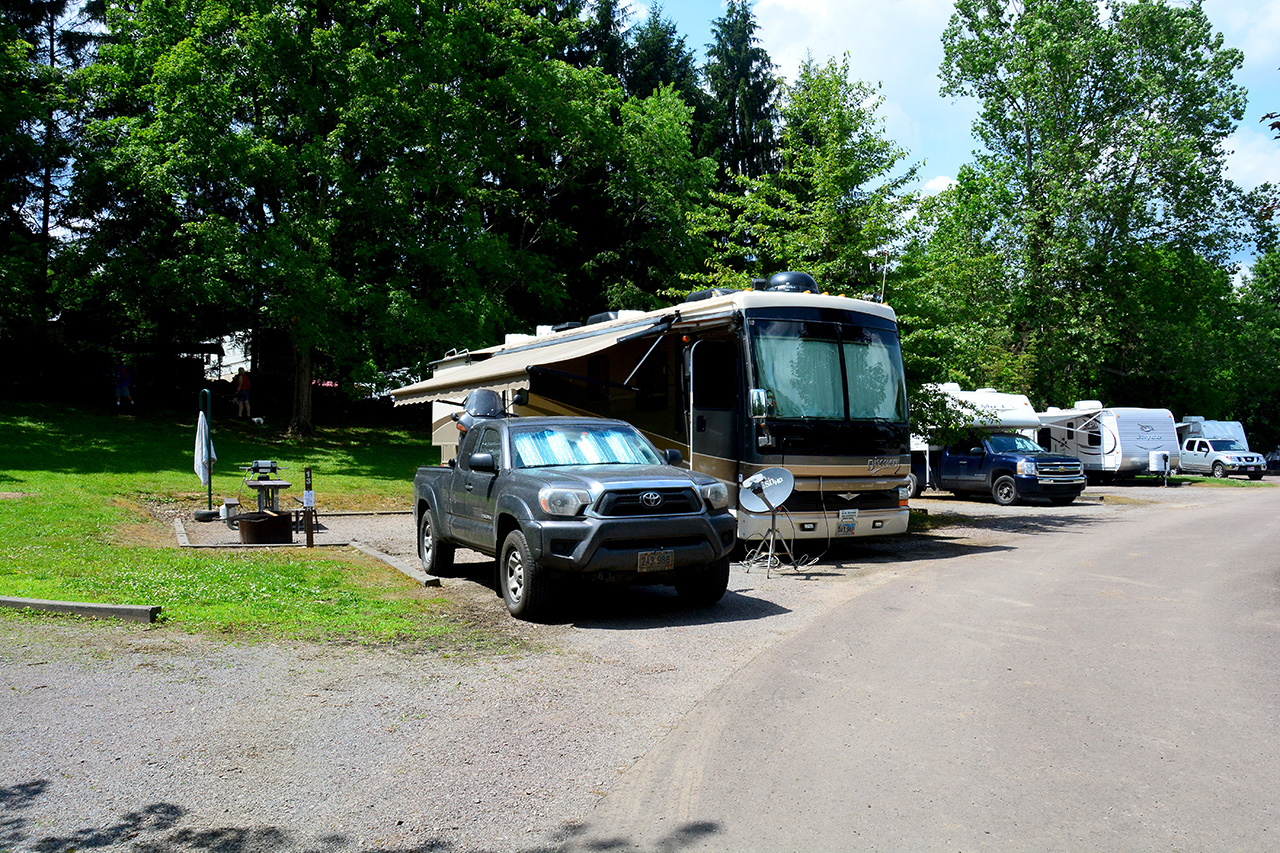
{"left": 642, "top": 0, "right": 1279, "bottom": 262}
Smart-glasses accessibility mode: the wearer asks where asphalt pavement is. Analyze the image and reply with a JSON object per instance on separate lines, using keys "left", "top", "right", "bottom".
{"left": 567, "top": 483, "right": 1280, "bottom": 851}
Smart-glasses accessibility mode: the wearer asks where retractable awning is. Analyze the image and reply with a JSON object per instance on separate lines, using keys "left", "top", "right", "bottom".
{"left": 391, "top": 324, "right": 645, "bottom": 406}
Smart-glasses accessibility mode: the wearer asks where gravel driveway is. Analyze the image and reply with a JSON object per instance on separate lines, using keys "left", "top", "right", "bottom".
{"left": 0, "top": 484, "right": 1229, "bottom": 851}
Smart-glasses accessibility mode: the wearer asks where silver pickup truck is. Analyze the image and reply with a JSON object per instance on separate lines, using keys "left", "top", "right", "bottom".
{"left": 1178, "top": 437, "right": 1266, "bottom": 480}
{"left": 413, "top": 413, "right": 737, "bottom": 620}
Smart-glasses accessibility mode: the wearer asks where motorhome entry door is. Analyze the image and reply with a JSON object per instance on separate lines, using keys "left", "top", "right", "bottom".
{"left": 688, "top": 339, "right": 739, "bottom": 480}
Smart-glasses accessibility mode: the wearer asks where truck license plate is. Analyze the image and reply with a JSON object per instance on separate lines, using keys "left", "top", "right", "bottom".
{"left": 638, "top": 550, "right": 674, "bottom": 571}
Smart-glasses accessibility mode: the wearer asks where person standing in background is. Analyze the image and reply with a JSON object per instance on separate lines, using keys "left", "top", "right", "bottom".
{"left": 233, "top": 367, "right": 251, "bottom": 418}
{"left": 115, "top": 360, "right": 134, "bottom": 407}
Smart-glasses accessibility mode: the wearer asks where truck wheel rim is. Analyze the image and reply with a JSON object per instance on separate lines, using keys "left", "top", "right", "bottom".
{"left": 421, "top": 516, "right": 433, "bottom": 563}
{"left": 505, "top": 550, "right": 525, "bottom": 602}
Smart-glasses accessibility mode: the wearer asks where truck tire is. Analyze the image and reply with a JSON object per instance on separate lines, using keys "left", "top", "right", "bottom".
{"left": 1249, "top": 472, "right": 1264, "bottom": 481}
{"left": 1212, "top": 461, "right": 1227, "bottom": 479}
{"left": 675, "top": 556, "right": 731, "bottom": 606}
{"left": 500, "top": 529, "right": 548, "bottom": 620}
{"left": 907, "top": 472, "right": 922, "bottom": 499}
{"left": 991, "top": 475, "right": 1019, "bottom": 506}
{"left": 418, "top": 507, "right": 455, "bottom": 576}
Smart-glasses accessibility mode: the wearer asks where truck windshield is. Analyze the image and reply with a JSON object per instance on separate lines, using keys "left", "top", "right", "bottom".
{"left": 749, "top": 319, "right": 908, "bottom": 422}
{"left": 510, "top": 425, "right": 663, "bottom": 468}
{"left": 1209, "top": 439, "right": 1246, "bottom": 451}
{"left": 986, "top": 433, "right": 1044, "bottom": 454}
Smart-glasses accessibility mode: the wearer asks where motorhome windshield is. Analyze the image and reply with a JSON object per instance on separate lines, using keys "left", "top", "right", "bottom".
{"left": 748, "top": 318, "right": 908, "bottom": 422}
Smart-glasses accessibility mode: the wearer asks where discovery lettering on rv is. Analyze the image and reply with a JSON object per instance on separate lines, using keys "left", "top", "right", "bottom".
{"left": 866, "top": 456, "right": 901, "bottom": 474}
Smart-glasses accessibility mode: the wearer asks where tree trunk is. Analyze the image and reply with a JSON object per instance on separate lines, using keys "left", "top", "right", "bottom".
{"left": 289, "top": 339, "right": 314, "bottom": 435}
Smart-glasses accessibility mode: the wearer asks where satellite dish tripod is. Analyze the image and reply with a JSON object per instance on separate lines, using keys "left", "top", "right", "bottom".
{"left": 741, "top": 468, "right": 795, "bottom": 577}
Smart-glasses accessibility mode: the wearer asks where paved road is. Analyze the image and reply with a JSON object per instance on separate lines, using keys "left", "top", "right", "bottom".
{"left": 568, "top": 486, "right": 1280, "bottom": 851}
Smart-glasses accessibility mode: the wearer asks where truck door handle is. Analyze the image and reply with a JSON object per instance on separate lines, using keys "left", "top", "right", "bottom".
{"left": 465, "top": 482, "right": 474, "bottom": 492}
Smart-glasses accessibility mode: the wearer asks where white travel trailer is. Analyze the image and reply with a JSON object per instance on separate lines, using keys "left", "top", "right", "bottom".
{"left": 391, "top": 274, "right": 913, "bottom": 545}
{"left": 1035, "top": 401, "right": 1181, "bottom": 478}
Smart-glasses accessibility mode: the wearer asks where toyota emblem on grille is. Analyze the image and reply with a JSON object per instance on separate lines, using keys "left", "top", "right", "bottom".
{"left": 641, "top": 491, "right": 663, "bottom": 508}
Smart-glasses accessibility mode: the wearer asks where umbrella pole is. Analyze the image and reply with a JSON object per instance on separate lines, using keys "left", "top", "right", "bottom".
{"left": 199, "top": 388, "right": 212, "bottom": 510}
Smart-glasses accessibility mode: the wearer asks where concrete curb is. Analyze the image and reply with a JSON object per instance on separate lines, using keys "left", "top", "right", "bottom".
{"left": 0, "top": 596, "right": 161, "bottom": 623}
{"left": 349, "top": 541, "right": 441, "bottom": 588}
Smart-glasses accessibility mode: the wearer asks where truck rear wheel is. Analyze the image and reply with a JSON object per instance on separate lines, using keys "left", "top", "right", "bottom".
{"left": 991, "top": 475, "right": 1019, "bottom": 506}
{"left": 501, "top": 529, "right": 548, "bottom": 620}
{"left": 418, "top": 508, "right": 455, "bottom": 576}
{"left": 675, "top": 556, "right": 731, "bottom": 606}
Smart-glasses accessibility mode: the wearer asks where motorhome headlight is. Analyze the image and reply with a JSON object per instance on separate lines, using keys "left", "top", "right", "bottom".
{"left": 1017, "top": 458, "right": 1037, "bottom": 476}
{"left": 700, "top": 482, "right": 730, "bottom": 511}
{"left": 539, "top": 487, "right": 591, "bottom": 517}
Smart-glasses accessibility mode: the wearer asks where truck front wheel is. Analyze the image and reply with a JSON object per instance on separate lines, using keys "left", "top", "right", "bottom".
{"left": 1212, "top": 461, "right": 1227, "bottom": 478}
{"left": 675, "top": 556, "right": 731, "bottom": 606}
{"left": 500, "top": 529, "right": 548, "bottom": 620}
{"left": 991, "top": 475, "right": 1020, "bottom": 506}
{"left": 419, "top": 508, "right": 455, "bottom": 576}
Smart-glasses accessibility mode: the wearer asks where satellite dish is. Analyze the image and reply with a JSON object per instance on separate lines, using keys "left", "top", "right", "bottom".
{"left": 739, "top": 467, "right": 794, "bottom": 513}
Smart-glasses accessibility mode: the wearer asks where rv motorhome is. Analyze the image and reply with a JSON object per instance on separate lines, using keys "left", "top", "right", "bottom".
{"left": 1035, "top": 402, "right": 1181, "bottom": 479}
{"left": 391, "top": 273, "right": 912, "bottom": 545}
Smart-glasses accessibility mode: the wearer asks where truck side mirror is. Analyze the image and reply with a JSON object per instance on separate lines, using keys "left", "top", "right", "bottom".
{"left": 969, "top": 447, "right": 984, "bottom": 456}
{"left": 664, "top": 448, "right": 684, "bottom": 465}
{"left": 468, "top": 452, "right": 497, "bottom": 472}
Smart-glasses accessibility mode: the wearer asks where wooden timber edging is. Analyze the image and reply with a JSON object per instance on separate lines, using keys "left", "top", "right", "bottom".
{"left": 0, "top": 596, "right": 161, "bottom": 624}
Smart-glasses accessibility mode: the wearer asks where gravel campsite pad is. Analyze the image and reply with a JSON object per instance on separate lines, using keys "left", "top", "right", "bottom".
{"left": 0, "top": 484, "right": 1230, "bottom": 851}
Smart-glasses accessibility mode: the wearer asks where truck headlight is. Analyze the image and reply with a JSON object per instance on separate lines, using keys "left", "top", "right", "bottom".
{"left": 1017, "top": 458, "right": 1037, "bottom": 476}
{"left": 701, "top": 482, "right": 730, "bottom": 511}
{"left": 539, "top": 487, "right": 591, "bottom": 516}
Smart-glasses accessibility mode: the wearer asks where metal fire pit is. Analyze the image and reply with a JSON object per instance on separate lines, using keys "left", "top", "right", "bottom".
{"left": 237, "top": 510, "right": 293, "bottom": 544}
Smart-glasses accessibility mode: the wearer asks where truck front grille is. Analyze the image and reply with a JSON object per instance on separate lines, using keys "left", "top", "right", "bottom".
{"left": 595, "top": 488, "right": 702, "bottom": 517}
{"left": 1039, "top": 462, "right": 1083, "bottom": 477}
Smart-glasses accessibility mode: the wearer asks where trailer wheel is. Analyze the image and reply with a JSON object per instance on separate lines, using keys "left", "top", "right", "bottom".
{"left": 676, "top": 556, "right": 730, "bottom": 606}
{"left": 992, "top": 475, "right": 1019, "bottom": 506}
{"left": 418, "top": 506, "right": 455, "bottom": 576}
{"left": 501, "top": 529, "right": 548, "bottom": 620}
{"left": 1212, "top": 461, "right": 1227, "bottom": 479}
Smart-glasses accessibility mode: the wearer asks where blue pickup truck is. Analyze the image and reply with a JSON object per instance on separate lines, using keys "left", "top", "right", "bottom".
{"left": 413, "top": 404, "right": 737, "bottom": 620}
{"left": 913, "top": 432, "right": 1086, "bottom": 506}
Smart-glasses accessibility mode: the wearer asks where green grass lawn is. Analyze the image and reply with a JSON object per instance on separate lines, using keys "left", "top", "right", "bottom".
{"left": 0, "top": 401, "right": 502, "bottom": 648}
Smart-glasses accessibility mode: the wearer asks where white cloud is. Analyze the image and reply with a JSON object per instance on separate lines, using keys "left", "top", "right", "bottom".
{"left": 1225, "top": 126, "right": 1280, "bottom": 189}
{"left": 922, "top": 174, "right": 957, "bottom": 196}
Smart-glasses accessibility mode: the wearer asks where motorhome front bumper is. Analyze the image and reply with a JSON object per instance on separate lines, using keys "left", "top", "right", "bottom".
{"left": 736, "top": 506, "right": 909, "bottom": 542}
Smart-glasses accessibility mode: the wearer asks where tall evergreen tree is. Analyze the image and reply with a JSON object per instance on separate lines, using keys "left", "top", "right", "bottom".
{"left": 578, "top": 0, "right": 630, "bottom": 80}
{"left": 625, "top": 6, "right": 715, "bottom": 158}
{"left": 703, "top": 0, "right": 778, "bottom": 183}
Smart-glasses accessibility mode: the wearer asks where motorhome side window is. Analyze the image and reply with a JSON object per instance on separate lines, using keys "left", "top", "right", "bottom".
{"left": 587, "top": 355, "right": 609, "bottom": 402}
{"left": 478, "top": 427, "right": 502, "bottom": 467}
{"left": 1087, "top": 427, "right": 1101, "bottom": 447}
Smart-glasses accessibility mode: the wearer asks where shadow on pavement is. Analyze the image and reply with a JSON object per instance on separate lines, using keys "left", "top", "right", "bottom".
{"left": 1, "top": 777, "right": 709, "bottom": 853}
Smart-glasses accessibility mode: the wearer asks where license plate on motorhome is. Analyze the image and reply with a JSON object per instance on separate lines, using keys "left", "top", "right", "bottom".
{"left": 638, "top": 550, "right": 674, "bottom": 571}
{"left": 837, "top": 508, "right": 859, "bottom": 536}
